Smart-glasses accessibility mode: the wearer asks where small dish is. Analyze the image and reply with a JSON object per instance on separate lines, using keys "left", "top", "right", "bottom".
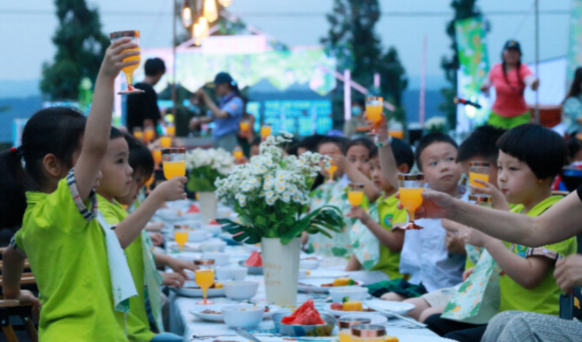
{"left": 272, "top": 312, "right": 336, "bottom": 337}
{"left": 221, "top": 304, "right": 264, "bottom": 328}
{"left": 224, "top": 281, "right": 259, "bottom": 301}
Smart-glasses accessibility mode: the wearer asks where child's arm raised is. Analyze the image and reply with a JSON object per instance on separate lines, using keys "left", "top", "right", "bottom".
{"left": 465, "top": 228, "right": 553, "bottom": 290}
{"left": 335, "top": 154, "right": 380, "bottom": 202}
{"left": 115, "top": 177, "right": 187, "bottom": 248}
{"left": 74, "top": 38, "right": 139, "bottom": 201}
{"left": 375, "top": 114, "right": 400, "bottom": 191}
{"left": 347, "top": 206, "right": 404, "bottom": 252}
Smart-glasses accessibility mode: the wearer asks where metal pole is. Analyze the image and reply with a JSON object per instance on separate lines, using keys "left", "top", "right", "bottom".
{"left": 344, "top": 69, "right": 352, "bottom": 121}
{"left": 172, "top": 0, "right": 178, "bottom": 116}
{"left": 419, "top": 34, "right": 427, "bottom": 126}
{"left": 534, "top": 0, "right": 540, "bottom": 123}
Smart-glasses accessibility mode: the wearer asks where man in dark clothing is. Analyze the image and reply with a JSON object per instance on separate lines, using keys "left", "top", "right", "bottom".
{"left": 126, "top": 58, "right": 166, "bottom": 134}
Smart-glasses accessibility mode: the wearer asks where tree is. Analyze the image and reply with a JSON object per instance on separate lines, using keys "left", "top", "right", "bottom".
{"left": 439, "top": 0, "right": 484, "bottom": 128}
{"left": 322, "top": 0, "right": 408, "bottom": 125}
{"left": 40, "top": 0, "right": 110, "bottom": 101}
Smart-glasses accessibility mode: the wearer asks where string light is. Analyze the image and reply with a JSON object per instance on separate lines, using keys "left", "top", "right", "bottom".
{"left": 203, "top": 0, "right": 218, "bottom": 23}
{"left": 181, "top": 6, "right": 192, "bottom": 27}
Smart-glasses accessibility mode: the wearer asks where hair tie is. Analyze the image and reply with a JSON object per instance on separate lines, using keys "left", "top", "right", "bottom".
{"left": 11, "top": 146, "right": 23, "bottom": 158}
{"left": 11, "top": 147, "right": 17, "bottom": 153}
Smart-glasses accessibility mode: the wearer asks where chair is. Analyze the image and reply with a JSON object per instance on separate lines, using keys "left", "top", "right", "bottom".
{"left": 0, "top": 256, "right": 38, "bottom": 342}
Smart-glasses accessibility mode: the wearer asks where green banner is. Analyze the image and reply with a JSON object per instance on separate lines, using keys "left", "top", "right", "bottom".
{"left": 455, "top": 16, "right": 491, "bottom": 132}
{"left": 567, "top": 0, "right": 582, "bottom": 85}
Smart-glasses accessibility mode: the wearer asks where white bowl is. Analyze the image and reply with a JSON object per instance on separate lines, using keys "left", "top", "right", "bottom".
{"left": 224, "top": 281, "right": 259, "bottom": 301}
{"left": 299, "top": 259, "right": 319, "bottom": 270}
{"left": 221, "top": 304, "right": 264, "bottom": 328}
{"left": 188, "top": 230, "right": 209, "bottom": 243}
{"left": 202, "top": 252, "right": 229, "bottom": 266}
{"left": 329, "top": 287, "right": 369, "bottom": 303}
{"left": 203, "top": 224, "right": 223, "bottom": 237}
{"left": 201, "top": 241, "right": 227, "bottom": 252}
{"left": 216, "top": 266, "right": 248, "bottom": 282}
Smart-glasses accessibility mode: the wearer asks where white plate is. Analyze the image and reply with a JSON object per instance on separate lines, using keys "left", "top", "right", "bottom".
{"left": 323, "top": 303, "right": 378, "bottom": 317}
{"left": 170, "top": 286, "right": 225, "bottom": 298}
{"left": 307, "top": 270, "right": 349, "bottom": 278}
{"left": 338, "top": 313, "right": 388, "bottom": 325}
{"left": 364, "top": 300, "right": 416, "bottom": 316}
{"left": 190, "top": 304, "right": 228, "bottom": 322}
{"left": 298, "top": 278, "right": 363, "bottom": 294}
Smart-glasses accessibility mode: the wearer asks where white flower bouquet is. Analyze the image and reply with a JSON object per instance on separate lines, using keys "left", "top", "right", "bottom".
{"left": 186, "top": 148, "right": 234, "bottom": 192}
{"left": 215, "top": 133, "right": 343, "bottom": 245}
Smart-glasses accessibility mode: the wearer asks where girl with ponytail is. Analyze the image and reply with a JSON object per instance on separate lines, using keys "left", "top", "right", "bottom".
{"left": 480, "top": 40, "right": 540, "bottom": 129}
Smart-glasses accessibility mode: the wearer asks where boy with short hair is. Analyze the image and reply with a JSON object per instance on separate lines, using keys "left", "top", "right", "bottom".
{"left": 370, "top": 117, "right": 468, "bottom": 301}
{"left": 345, "top": 139, "right": 414, "bottom": 278}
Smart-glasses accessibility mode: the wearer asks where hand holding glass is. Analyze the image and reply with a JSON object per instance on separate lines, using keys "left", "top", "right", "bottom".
{"left": 469, "top": 162, "right": 489, "bottom": 188}
{"left": 233, "top": 146, "right": 244, "bottom": 160}
{"left": 260, "top": 124, "right": 272, "bottom": 140}
{"left": 109, "top": 30, "right": 144, "bottom": 94}
{"left": 365, "top": 97, "right": 383, "bottom": 135}
{"left": 398, "top": 174, "right": 425, "bottom": 230}
{"left": 162, "top": 148, "right": 186, "bottom": 180}
{"left": 133, "top": 127, "right": 143, "bottom": 140}
{"left": 348, "top": 183, "right": 364, "bottom": 206}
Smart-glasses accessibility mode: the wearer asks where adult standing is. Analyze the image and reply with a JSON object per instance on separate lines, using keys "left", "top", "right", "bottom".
{"left": 563, "top": 67, "right": 582, "bottom": 135}
{"left": 343, "top": 99, "right": 368, "bottom": 138}
{"left": 481, "top": 40, "right": 540, "bottom": 129}
{"left": 126, "top": 58, "right": 165, "bottom": 135}
{"left": 189, "top": 72, "right": 243, "bottom": 152}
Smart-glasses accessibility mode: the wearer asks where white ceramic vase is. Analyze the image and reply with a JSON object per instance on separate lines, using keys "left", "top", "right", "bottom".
{"left": 260, "top": 237, "right": 301, "bottom": 306}
{"left": 198, "top": 191, "right": 218, "bottom": 223}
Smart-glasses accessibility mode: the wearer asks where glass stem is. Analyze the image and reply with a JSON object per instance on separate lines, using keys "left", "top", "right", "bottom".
{"left": 202, "top": 289, "right": 208, "bottom": 304}
{"left": 408, "top": 210, "right": 415, "bottom": 223}
{"left": 125, "top": 71, "right": 133, "bottom": 88}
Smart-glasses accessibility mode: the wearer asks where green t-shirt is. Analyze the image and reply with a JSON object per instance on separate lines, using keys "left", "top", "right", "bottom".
{"left": 499, "top": 196, "right": 578, "bottom": 315}
{"left": 369, "top": 194, "right": 407, "bottom": 280}
{"left": 98, "top": 195, "right": 155, "bottom": 342}
{"left": 15, "top": 177, "right": 127, "bottom": 342}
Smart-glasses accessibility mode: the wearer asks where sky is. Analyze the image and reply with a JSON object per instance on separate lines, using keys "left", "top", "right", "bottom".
{"left": 0, "top": 0, "right": 573, "bottom": 91}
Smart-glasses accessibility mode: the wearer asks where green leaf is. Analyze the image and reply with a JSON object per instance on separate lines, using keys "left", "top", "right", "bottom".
{"left": 342, "top": 297, "right": 350, "bottom": 303}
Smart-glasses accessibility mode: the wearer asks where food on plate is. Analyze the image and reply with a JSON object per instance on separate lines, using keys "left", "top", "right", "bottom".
{"left": 201, "top": 309, "right": 221, "bottom": 314}
{"left": 207, "top": 282, "right": 223, "bottom": 289}
{"left": 244, "top": 251, "right": 262, "bottom": 267}
{"left": 187, "top": 204, "right": 200, "bottom": 213}
{"left": 330, "top": 301, "right": 375, "bottom": 312}
{"left": 281, "top": 299, "right": 325, "bottom": 325}
{"left": 333, "top": 277, "right": 356, "bottom": 287}
{"left": 385, "top": 337, "right": 399, "bottom": 342}
{"left": 342, "top": 301, "right": 363, "bottom": 311}
{"left": 305, "top": 270, "right": 311, "bottom": 276}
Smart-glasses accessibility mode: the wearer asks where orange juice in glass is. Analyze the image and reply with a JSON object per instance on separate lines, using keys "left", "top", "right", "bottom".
{"left": 167, "top": 124, "right": 176, "bottom": 137}
{"left": 133, "top": 127, "right": 144, "bottom": 140}
{"left": 144, "top": 175, "right": 155, "bottom": 188}
{"left": 326, "top": 161, "right": 337, "bottom": 183}
{"left": 260, "top": 124, "right": 272, "bottom": 139}
{"left": 174, "top": 229, "right": 189, "bottom": 252}
{"left": 144, "top": 126, "right": 155, "bottom": 143}
{"left": 152, "top": 149, "right": 162, "bottom": 167}
{"left": 160, "top": 136, "right": 172, "bottom": 148}
{"left": 398, "top": 174, "right": 425, "bottom": 230}
{"left": 109, "top": 31, "right": 144, "bottom": 94}
{"left": 348, "top": 183, "right": 364, "bottom": 206}
{"left": 240, "top": 120, "right": 250, "bottom": 133}
{"left": 162, "top": 148, "right": 186, "bottom": 180}
{"left": 469, "top": 162, "right": 490, "bottom": 188}
{"left": 194, "top": 260, "right": 216, "bottom": 305}
{"left": 365, "top": 97, "right": 383, "bottom": 135}
{"left": 233, "top": 146, "right": 244, "bottom": 160}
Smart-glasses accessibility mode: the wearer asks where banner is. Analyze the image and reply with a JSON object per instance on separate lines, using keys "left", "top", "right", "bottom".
{"left": 455, "top": 16, "right": 491, "bottom": 133}
{"left": 567, "top": 0, "right": 582, "bottom": 85}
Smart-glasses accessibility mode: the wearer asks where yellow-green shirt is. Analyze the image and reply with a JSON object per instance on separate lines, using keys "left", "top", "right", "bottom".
{"left": 98, "top": 195, "right": 155, "bottom": 342}
{"left": 499, "top": 196, "right": 578, "bottom": 315}
{"left": 370, "top": 194, "right": 407, "bottom": 279}
{"left": 15, "top": 175, "right": 127, "bottom": 342}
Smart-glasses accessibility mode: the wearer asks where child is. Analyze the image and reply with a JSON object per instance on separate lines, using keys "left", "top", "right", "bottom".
{"left": 345, "top": 139, "right": 414, "bottom": 278}
{"left": 307, "top": 136, "right": 379, "bottom": 266}
{"left": 116, "top": 133, "right": 196, "bottom": 334}
{"left": 0, "top": 39, "right": 183, "bottom": 341}
{"left": 404, "top": 125, "right": 507, "bottom": 322}
{"left": 345, "top": 138, "right": 376, "bottom": 178}
{"left": 424, "top": 124, "right": 577, "bottom": 342}
{"left": 378, "top": 129, "right": 468, "bottom": 301}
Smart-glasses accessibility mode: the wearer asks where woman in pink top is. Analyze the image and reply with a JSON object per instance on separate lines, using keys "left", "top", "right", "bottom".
{"left": 481, "top": 40, "right": 540, "bottom": 129}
